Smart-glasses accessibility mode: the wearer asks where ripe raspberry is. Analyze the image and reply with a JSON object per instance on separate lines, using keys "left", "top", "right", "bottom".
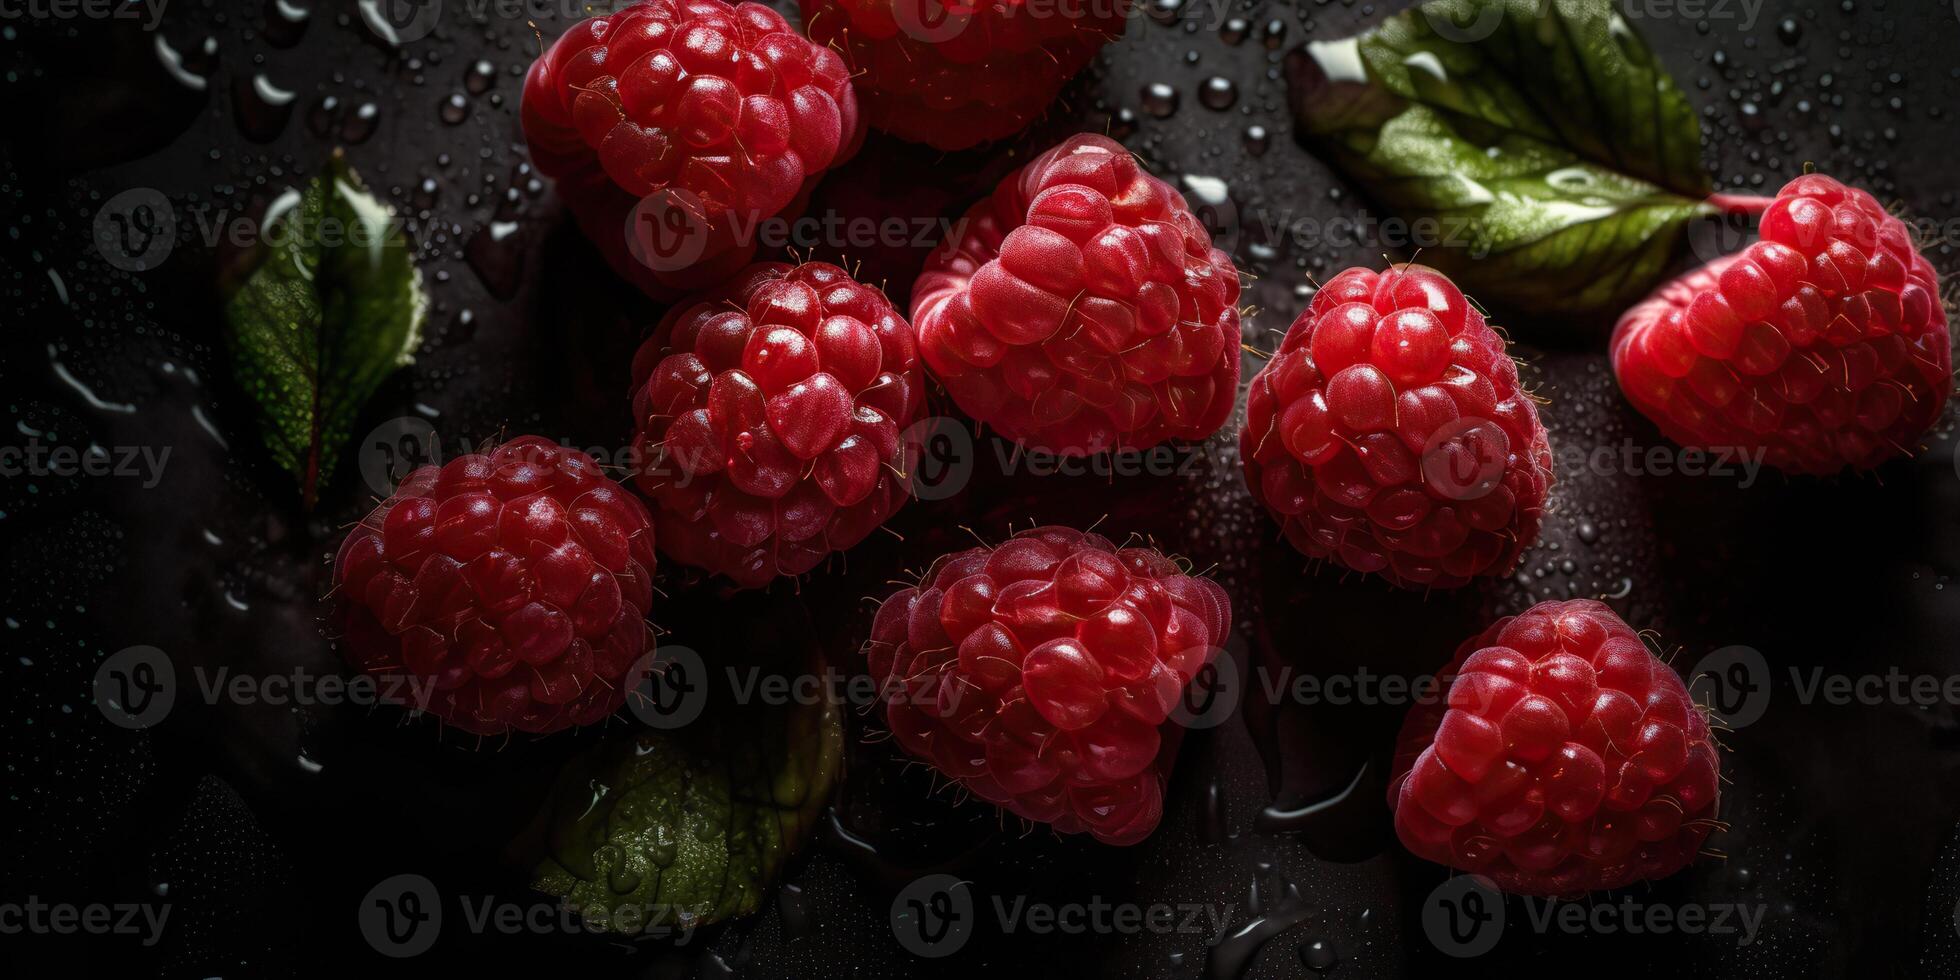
{"left": 1388, "top": 600, "right": 1721, "bottom": 896}
{"left": 629, "top": 261, "right": 924, "bottom": 588}
{"left": 911, "top": 134, "right": 1242, "bottom": 456}
{"left": 863, "top": 526, "right": 1230, "bottom": 845}
{"left": 1612, "top": 174, "right": 1951, "bottom": 474}
{"left": 333, "top": 437, "right": 659, "bottom": 736}
{"left": 521, "top": 0, "right": 862, "bottom": 297}
{"left": 1240, "top": 264, "right": 1553, "bottom": 589}
{"left": 798, "top": 0, "right": 1128, "bottom": 151}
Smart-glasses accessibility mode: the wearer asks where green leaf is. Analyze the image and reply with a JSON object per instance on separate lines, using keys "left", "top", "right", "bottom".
{"left": 1289, "top": 0, "right": 1716, "bottom": 315}
{"left": 530, "top": 674, "right": 843, "bottom": 935}
{"left": 222, "top": 151, "right": 425, "bottom": 508}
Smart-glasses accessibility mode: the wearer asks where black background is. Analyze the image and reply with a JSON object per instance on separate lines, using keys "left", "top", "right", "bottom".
{"left": 3, "top": 0, "right": 1959, "bottom": 977}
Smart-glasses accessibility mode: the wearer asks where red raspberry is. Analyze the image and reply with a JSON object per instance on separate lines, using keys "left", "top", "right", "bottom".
{"left": 1240, "top": 264, "right": 1553, "bottom": 589}
{"left": 629, "top": 262, "right": 924, "bottom": 589}
{"left": 1388, "top": 600, "right": 1721, "bottom": 896}
{"left": 521, "top": 0, "right": 863, "bottom": 298}
{"left": 911, "top": 134, "right": 1242, "bottom": 455}
{"left": 863, "top": 526, "right": 1230, "bottom": 845}
{"left": 798, "top": 0, "right": 1128, "bottom": 151}
{"left": 1612, "top": 174, "right": 1951, "bottom": 474}
{"left": 332, "top": 437, "right": 659, "bottom": 736}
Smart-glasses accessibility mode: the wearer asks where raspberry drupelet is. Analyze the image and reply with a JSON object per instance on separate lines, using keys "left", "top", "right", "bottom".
{"left": 629, "top": 262, "right": 924, "bottom": 589}
{"left": 522, "top": 0, "right": 863, "bottom": 297}
{"left": 864, "top": 526, "right": 1231, "bottom": 845}
{"left": 1388, "top": 600, "right": 1722, "bottom": 896}
{"left": 1613, "top": 173, "right": 1950, "bottom": 474}
{"left": 911, "top": 133, "right": 1242, "bottom": 456}
{"left": 333, "top": 437, "right": 659, "bottom": 736}
{"left": 1241, "top": 263, "right": 1553, "bottom": 589}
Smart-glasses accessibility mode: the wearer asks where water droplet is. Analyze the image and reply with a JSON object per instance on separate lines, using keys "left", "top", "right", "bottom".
{"left": 1242, "top": 125, "right": 1269, "bottom": 156}
{"left": 1199, "top": 77, "right": 1237, "bottom": 111}
{"left": 1776, "top": 17, "right": 1801, "bottom": 45}
{"left": 1298, "top": 939, "right": 1338, "bottom": 972}
{"left": 1141, "top": 82, "right": 1180, "bottom": 118}
{"left": 343, "top": 101, "right": 380, "bottom": 143}
{"left": 1219, "top": 17, "right": 1249, "bottom": 45}
{"left": 466, "top": 59, "right": 497, "bottom": 94}
{"left": 233, "top": 74, "right": 297, "bottom": 142}
{"left": 440, "top": 92, "right": 468, "bottom": 125}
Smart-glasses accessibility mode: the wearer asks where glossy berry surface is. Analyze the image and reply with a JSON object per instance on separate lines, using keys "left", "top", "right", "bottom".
{"left": 1612, "top": 174, "right": 1951, "bottom": 474}
{"left": 1389, "top": 600, "right": 1721, "bottom": 896}
{"left": 333, "top": 437, "right": 659, "bottom": 736}
{"left": 912, "top": 133, "right": 1242, "bottom": 456}
{"left": 521, "top": 0, "right": 862, "bottom": 297}
{"left": 630, "top": 262, "right": 924, "bottom": 589}
{"left": 864, "top": 526, "right": 1230, "bottom": 845}
{"left": 798, "top": 0, "right": 1128, "bottom": 151}
{"left": 1241, "top": 264, "right": 1553, "bottom": 589}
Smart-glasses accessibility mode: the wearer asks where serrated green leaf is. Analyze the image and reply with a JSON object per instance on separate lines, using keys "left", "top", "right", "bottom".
{"left": 531, "top": 680, "right": 843, "bottom": 935}
{"left": 223, "top": 152, "right": 425, "bottom": 508}
{"left": 1290, "top": 0, "right": 1716, "bottom": 315}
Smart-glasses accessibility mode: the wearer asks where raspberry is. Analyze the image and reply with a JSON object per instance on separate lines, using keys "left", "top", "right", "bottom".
{"left": 332, "top": 437, "right": 659, "bottom": 736}
{"left": 1388, "top": 600, "right": 1721, "bottom": 896}
{"left": 629, "top": 262, "right": 924, "bottom": 588}
{"left": 798, "top": 0, "right": 1128, "bottom": 151}
{"left": 863, "top": 526, "right": 1230, "bottom": 845}
{"left": 1240, "top": 264, "right": 1553, "bottom": 589}
{"left": 521, "top": 0, "right": 862, "bottom": 298}
{"left": 911, "top": 134, "right": 1242, "bottom": 455}
{"left": 1612, "top": 174, "right": 1951, "bottom": 474}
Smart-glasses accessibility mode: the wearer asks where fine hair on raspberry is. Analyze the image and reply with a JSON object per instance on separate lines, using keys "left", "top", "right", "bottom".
{"left": 863, "top": 525, "right": 1231, "bottom": 845}
{"left": 333, "top": 436, "right": 659, "bottom": 736}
